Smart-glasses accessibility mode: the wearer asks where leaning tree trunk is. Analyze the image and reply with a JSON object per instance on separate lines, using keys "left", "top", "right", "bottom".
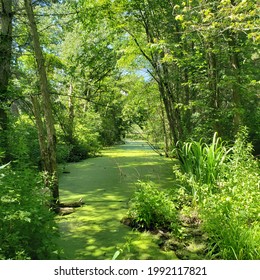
{"left": 0, "top": 0, "right": 13, "bottom": 161}
{"left": 31, "top": 95, "right": 49, "bottom": 171}
{"left": 159, "top": 96, "right": 170, "bottom": 157}
{"left": 24, "top": 0, "right": 59, "bottom": 209}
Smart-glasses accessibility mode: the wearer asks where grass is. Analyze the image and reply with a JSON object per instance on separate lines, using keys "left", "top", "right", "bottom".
{"left": 56, "top": 140, "right": 178, "bottom": 260}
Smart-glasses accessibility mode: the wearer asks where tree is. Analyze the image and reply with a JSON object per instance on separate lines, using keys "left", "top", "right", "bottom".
{"left": 107, "top": 0, "right": 259, "bottom": 146}
{"left": 0, "top": 0, "right": 13, "bottom": 161}
{"left": 24, "top": 0, "right": 59, "bottom": 209}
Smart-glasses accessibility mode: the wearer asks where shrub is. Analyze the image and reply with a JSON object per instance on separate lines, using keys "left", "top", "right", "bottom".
{"left": 0, "top": 166, "right": 59, "bottom": 259}
{"left": 67, "top": 142, "right": 89, "bottom": 162}
{"left": 56, "top": 135, "right": 101, "bottom": 164}
{"left": 7, "top": 116, "right": 40, "bottom": 167}
{"left": 127, "top": 181, "right": 178, "bottom": 232}
{"left": 56, "top": 142, "right": 72, "bottom": 164}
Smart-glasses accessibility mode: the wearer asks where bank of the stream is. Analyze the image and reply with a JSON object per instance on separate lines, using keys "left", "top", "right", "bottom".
{"left": 56, "top": 141, "right": 178, "bottom": 260}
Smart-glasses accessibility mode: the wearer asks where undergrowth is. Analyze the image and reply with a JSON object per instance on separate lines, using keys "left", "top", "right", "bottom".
{"left": 117, "top": 129, "right": 259, "bottom": 259}
{"left": 0, "top": 165, "right": 59, "bottom": 259}
{"left": 175, "top": 127, "right": 260, "bottom": 259}
{"left": 127, "top": 181, "right": 178, "bottom": 233}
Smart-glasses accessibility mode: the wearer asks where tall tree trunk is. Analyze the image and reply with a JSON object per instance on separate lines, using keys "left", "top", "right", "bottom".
{"left": 159, "top": 96, "right": 171, "bottom": 157}
{"left": 161, "top": 62, "right": 184, "bottom": 142}
{"left": 31, "top": 95, "right": 48, "bottom": 170}
{"left": 157, "top": 80, "right": 178, "bottom": 145}
{"left": 24, "top": 0, "right": 59, "bottom": 209}
{"left": 67, "top": 83, "right": 75, "bottom": 144}
{"left": 0, "top": 0, "right": 12, "bottom": 161}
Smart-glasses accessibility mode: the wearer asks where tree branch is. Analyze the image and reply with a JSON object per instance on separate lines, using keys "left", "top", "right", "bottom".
{"left": 122, "top": 27, "right": 156, "bottom": 69}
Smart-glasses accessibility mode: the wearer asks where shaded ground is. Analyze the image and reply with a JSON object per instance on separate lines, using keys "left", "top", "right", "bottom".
{"left": 56, "top": 140, "right": 178, "bottom": 260}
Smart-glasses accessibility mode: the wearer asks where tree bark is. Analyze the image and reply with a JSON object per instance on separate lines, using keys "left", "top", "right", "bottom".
{"left": 24, "top": 0, "right": 59, "bottom": 209}
{"left": 159, "top": 96, "right": 171, "bottom": 157}
{"left": 0, "top": 0, "right": 13, "bottom": 161}
{"left": 31, "top": 95, "right": 48, "bottom": 170}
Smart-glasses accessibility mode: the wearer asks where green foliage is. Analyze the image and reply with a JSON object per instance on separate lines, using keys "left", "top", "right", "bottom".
{"left": 56, "top": 109, "right": 102, "bottom": 162}
{"left": 200, "top": 127, "right": 260, "bottom": 259}
{"left": 175, "top": 128, "right": 260, "bottom": 259}
{"left": 173, "top": 133, "right": 231, "bottom": 205}
{"left": 175, "top": 133, "right": 231, "bottom": 186}
{"left": 112, "top": 237, "right": 133, "bottom": 260}
{"left": 68, "top": 142, "right": 91, "bottom": 162}
{"left": 127, "top": 181, "right": 178, "bottom": 232}
{"left": 0, "top": 166, "right": 59, "bottom": 259}
{"left": 1, "top": 0, "right": 259, "bottom": 261}
{"left": 73, "top": 111, "right": 102, "bottom": 158}
{"left": 7, "top": 116, "right": 40, "bottom": 167}
{"left": 56, "top": 142, "right": 72, "bottom": 164}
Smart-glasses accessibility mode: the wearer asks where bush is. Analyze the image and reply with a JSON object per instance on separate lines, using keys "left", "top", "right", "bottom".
{"left": 56, "top": 142, "right": 72, "bottom": 164}
{"left": 56, "top": 136, "right": 101, "bottom": 164}
{"left": 127, "top": 181, "right": 178, "bottom": 232}
{"left": 0, "top": 166, "right": 59, "bottom": 259}
{"left": 7, "top": 116, "right": 40, "bottom": 167}
{"left": 67, "top": 142, "right": 89, "bottom": 162}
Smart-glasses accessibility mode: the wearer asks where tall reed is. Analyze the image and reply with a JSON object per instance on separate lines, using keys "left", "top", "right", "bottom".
{"left": 176, "top": 132, "right": 231, "bottom": 186}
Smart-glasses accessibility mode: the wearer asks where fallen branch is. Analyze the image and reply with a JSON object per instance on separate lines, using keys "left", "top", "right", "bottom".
{"left": 59, "top": 198, "right": 85, "bottom": 208}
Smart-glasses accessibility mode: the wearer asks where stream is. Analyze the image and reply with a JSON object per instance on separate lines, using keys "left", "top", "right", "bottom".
{"left": 56, "top": 140, "right": 178, "bottom": 260}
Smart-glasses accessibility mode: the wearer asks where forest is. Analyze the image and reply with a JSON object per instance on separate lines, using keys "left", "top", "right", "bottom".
{"left": 0, "top": 0, "right": 259, "bottom": 260}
